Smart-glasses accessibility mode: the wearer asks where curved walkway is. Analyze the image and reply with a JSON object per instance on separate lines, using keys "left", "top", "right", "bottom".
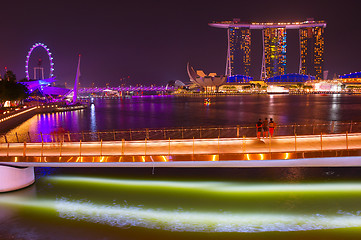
{"left": 0, "top": 133, "right": 360, "bottom": 166}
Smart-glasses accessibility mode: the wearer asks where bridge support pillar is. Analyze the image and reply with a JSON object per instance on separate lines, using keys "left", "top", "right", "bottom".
{"left": 0, "top": 165, "right": 34, "bottom": 192}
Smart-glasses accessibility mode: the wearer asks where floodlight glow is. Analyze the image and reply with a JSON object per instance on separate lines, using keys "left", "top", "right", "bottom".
{"left": 1, "top": 197, "right": 361, "bottom": 232}
{"left": 49, "top": 177, "right": 361, "bottom": 194}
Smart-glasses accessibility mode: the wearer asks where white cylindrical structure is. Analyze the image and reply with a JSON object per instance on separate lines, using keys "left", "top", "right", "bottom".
{"left": 0, "top": 165, "right": 35, "bottom": 192}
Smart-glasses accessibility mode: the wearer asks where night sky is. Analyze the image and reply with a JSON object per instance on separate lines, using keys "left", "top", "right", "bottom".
{"left": 0, "top": 0, "right": 360, "bottom": 87}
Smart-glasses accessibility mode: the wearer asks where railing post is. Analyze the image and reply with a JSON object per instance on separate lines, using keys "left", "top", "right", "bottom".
{"left": 40, "top": 132, "right": 44, "bottom": 142}
{"left": 122, "top": 139, "right": 125, "bottom": 155}
{"left": 79, "top": 139, "right": 82, "bottom": 157}
{"left": 15, "top": 132, "right": 19, "bottom": 143}
{"left": 41, "top": 140, "right": 44, "bottom": 158}
{"left": 331, "top": 121, "right": 335, "bottom": 133}
{"left": 350, "top": 121, "right": 353, "bottom": 133}
{"left": 218, "top": 136, "right": 220, "bottom": 154}
{"left": 193, "top": 137, "right": 195, "bottom": 159}
{"left": 100, "top": 139, "right": 103, "bottom": 156}
{"left": 181, "top": 127, "right": 184, "bottom": 139}
{"left": 295, "top": 133, "right": 297, "bottom": 152}
{"left": 237, "top": 125, "right": 240, "bottom": 138}
{"left": 67, "top": 131, "right": 71, "bottom": 142}
{"left": 23, "top": 142, "right": 26, "bottom": 157}
{"left": 7, "top": 142, "right": 9, "bottom": 157}
{"left": 313, "top": 124, "right": 315, "bottom": 135}
{"left": 60, "top": 140, "right": 62, "bottom": 157}
{"left": 28, "top": 132, "right": 31, "bottom": 143}
{"left": 346, "top": 131, "right": 349, "bottom": 151}
{"left": 129, "top": 129, "right": 132, "bottom": 141}
{"left": 200, "top": 127, "right": 202, "bottom": 139}
{"left": 168, "top": 138, "right": 171, "bottom": 156}
{"left": 4, "top": 135, "right": 8, "bottom": 144}
{"left": 320, "top": 132, "right": 323, "bottom": 151}
{"left": 293, "top": 125, "right": 296, "bottom": 136}
{"left": 146, "top": 128, "right": 149, "bottom": 140}
{"left": 163, "top": 128, "right": 166, "bottom": 140}
{"left": 243, "top": 135, "right": 245, "bottom": 153}
{"left": 82, "top": 131, "right": 85, "bottom": 142}
{"left": 113, "top": 130, "right": 116, "bottom": 141}
{"left": 145, "top": 138, "right": 147, "bottom": 156}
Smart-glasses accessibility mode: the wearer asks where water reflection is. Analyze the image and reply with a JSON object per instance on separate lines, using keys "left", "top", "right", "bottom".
{"left": 330, "top": 94, "right": 341, "bottom": 121}
{"left": 90, "top": 104, "right": 96, "bottom": 132}
{"left": 6, "top": 95, "right": 361, "bottom": 135}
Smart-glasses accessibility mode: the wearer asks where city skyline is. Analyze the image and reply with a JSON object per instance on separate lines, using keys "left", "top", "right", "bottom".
{"left": 0, "top": 0, "right": 360, "bottom": 86}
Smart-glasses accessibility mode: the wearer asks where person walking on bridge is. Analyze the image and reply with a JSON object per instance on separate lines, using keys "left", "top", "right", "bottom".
{"left": 256, "top": 119, "right": 263, "bottom": 139}
{"left": 269, "top": 118, "right": 276, "bottom": 137}
{"left": 263, "top": 118, "right": 269, "bottom": 138}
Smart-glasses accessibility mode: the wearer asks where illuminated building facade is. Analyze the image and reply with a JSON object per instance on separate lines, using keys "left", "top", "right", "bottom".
{"left": 299, "top": 27, "right": 325, "bottom": 79}
{"left": 209, "top": 19, "right": 326, "bottom": 80}
{"left": 227, "top": 26, "right": 251, "bottom": 76}
{"left": 339, "top": 72, "right": 361, "bottom": 84}
{"left": 261, "top": 28, "right": 287, "bottom": 79}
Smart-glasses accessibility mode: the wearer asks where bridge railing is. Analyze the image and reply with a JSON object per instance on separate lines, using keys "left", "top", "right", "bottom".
{"left": 1, "top": 121, "right": 360, "bottom": 143}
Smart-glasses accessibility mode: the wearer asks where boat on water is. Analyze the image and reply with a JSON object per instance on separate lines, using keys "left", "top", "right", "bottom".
{"left": 204, "top": 98, "right": 211, "bottom": 105}
{"left": 267, "top": 85, "right": 289, "bottom": 94}
{"left": 54, "top": 103, "right": 88, "bottom": 112}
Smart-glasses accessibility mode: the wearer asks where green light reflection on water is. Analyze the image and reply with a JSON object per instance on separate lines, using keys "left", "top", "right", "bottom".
{"left": 2, "top": 176, "right": 361, "bottom": 233}
{"left": 2, "top": 196, "right": 361, "bottom": 233}
{"left": 37, "top": 176, "right": 361, "bottom": 215}
{"left": 48, "top": 176, "right": 361, "bottom": 194}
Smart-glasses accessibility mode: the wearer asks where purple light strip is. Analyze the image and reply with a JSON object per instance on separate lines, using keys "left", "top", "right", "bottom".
{"left": 78, "top": 86, "right": 175, "bottom": 93}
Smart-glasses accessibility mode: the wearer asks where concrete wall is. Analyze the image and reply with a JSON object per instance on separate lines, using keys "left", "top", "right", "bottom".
{"left": 0, "top": 165, "right": 34, "bottom": 192}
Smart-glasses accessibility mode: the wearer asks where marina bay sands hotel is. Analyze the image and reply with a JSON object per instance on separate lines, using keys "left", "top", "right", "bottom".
{"left": 209, "top": 19, "right": 326, "bottom": 80}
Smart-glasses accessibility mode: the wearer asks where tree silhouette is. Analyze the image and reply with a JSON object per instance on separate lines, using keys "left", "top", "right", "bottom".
{"left": 3, "top": 70, "right": 17, "bottom": 82}
{"left": 0, "top": 71, "right": 29, "bottom": 103}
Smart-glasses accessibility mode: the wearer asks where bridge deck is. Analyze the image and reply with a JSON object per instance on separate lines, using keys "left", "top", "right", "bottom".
{"left": 0, "top": 133, "right": 360, "bottom": 165}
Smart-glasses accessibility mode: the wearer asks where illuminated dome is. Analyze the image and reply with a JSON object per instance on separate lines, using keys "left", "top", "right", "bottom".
{"left": 187, "top": 63, "right": 227, "bottom": 89}
{"left": 266, "top": 74, "right": 315, "bottom": 83}
{"left": 339, "top": 72, "right": 361, "bottom": 79}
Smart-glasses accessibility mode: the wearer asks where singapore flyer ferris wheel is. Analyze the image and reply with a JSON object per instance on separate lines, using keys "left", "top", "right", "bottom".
{"left": 25, "top": 42, "right": 54, "bottom": 80}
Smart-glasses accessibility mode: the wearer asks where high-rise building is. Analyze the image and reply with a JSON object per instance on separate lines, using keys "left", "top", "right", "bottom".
{"left": 261, "top": 28, "right": 287, "bottom": 79}
{"left": 299, "top": 27, "right": 325, "bottom": 79}
{"left": 227, "top": 27, "right": 251, "bottom": 76}
{"left": 209, "top": 19, "right": 326, "bottom": 80}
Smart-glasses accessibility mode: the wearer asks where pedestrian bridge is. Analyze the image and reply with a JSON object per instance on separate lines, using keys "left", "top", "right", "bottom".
{"left": 2, "top": 132, "right": 361, "bottom": 192}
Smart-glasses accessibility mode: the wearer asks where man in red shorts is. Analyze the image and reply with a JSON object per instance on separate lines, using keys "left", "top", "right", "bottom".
{"left": 269, "top": 118, "right": 276, "bottom": 137}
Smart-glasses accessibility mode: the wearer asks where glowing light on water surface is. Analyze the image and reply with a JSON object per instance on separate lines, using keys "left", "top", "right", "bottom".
{"left": 49, "top": 176, "right": 361, "bottom": 194}
{"left": 2, "top": 197, "right": 361, "bottom": 232}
